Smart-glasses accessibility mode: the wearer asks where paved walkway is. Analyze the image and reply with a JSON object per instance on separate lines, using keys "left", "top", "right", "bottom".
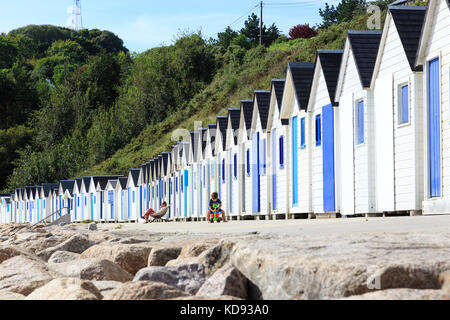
{"left": 99, "top": 215, "right": 450, "bottom": 236}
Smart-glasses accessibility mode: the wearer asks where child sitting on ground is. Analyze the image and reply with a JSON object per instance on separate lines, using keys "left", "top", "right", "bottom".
{"left": 207, "top": 192, "right": 227, "bottom": 223}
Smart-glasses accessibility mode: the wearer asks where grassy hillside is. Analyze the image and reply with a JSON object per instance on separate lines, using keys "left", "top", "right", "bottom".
{"left": 84, "top": 14, "right": 370, "bottom": 177}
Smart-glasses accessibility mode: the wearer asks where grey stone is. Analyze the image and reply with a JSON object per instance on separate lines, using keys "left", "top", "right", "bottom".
{"left": 37, "top": 234, "right": 95, "bottom": 261}
{"left": 196, "top": 263, "right": 247, "bottom": 299}
{"left": 88, "top": 223, "right": 97, "bottom": 231}
{"left": 49, "top": 258, "right": 133, "bottom": 282}
{"left": 134, "top": 263, "right": 206, "bottom": 295}
{"left": 148, "top": 246, "right": 182, "bottom": 266}
{"left": 230, "top": 233, "right": 450, "bottom": 300}
{"left": 103, "top": 281, "right": 188, "bottom": 300}
{"left": 48, "top": 251, "right": 81, "bottom": 264}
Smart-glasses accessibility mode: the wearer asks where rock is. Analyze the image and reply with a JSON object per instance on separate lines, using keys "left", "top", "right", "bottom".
{"left": 439, "top": 271, "right": 450, "bottom": 299}
{"left": 196, "top": 263, "right": 247, "bottom": 299}
{"left": 179, "top": 242, "right": 217, "bottom": 259}
{"left": 37, "top": 234, "right": 95, "bottom": 261}
{"left": 81, "top": 243, "right": 154, "bottom": 275}
{"left": 49, "top": 258, "right": 133, "bottom": 282}
{"left": 91, "top": 281, "right": 122, "bottom": 296}
{"left": 230, "top": 233, "right": 450, "bottom": 300}
{"left": 342, "top": 288, "right": 444, "bottom": 300}
{"left": 88, "top": 223, "right": 97, "bottom": 231}
{"left": 18, "top": 235, "right": 63, "bottom": 254}
{"left": 197, "top": 240, "right": 235, "bottom": 276}
{"left": 25, "top": 278, "right": 103, "bottom": 300}
{"left": 0, "top": 246, "right": 34, "bottom": 264}
{"left": 0, "top": 237, "right": 8, "bottom": 242}
{"left": 0, "top": 290, "right": 26, "bottom": 300}
{"left": 103, "top": 281, "right": 187, "bottom": 300}
{"left": 134, "top": 263, "right": 206, "bottom": 295}
{"left": 148, "top": 247, "right": 182, "bottom": 266}
{"left": 0, "top": 256, "right": 55, "bottom": 295}
{"left": 165, "top": 240, "right": 234, "bottom": 276}
{"left": 48, "top": 251, "right": 81, "bottom": 264}
{"left": 170, "top": 295, "right": 243, "bottom": 300}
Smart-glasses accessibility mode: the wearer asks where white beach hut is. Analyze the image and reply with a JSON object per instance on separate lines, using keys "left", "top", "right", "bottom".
{"left": 416, "top": 0, "right": 450, "bottom": 214}
{"left": 127, "top": 169, "right": 141, "bottom": 222}
{"left": 335, "top": 30, "right": 382, "bottom": 216}
{"left": 215, "top": 115, "right": 229, "bottom": 213}
{"left": 307, "top": 50, "right": 343, "bottom": 216}
{"left": 225, "top": 108, "right": 242, "bottom": 218}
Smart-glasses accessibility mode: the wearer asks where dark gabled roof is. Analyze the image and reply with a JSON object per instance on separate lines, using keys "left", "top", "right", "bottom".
{"left": 254, "top": 90, "right": 271, "bottom": 130}
{"left": 92, "top": 175, "right": 122, "bottom": 191}
{"left": 42, "top": 183, "right": 59, "bottom": 197}
{"left": 107, "top": 180, "right": 118, "bottom": 189}
{"left": 141, "top": 163, "right": 147, "bottom": 182}
{"left": 240, "top": 100, "right": 254, "bottom": 136}
{"left": 287, "top": 62, "right": 315, "bottom": 110}
{"left": 129, "top": 168, "right": 140, "bottom": 186}
{"left": 60, "top": 180, "right": 75, "bottom": 193}
{"left": 0, "top": 193, "right": 10, "bottom": 197}
{"left": 118, "top": 177, "right": 128, "bottom": 189}
{"left": 216, "top": 116, "right": 228, "bottom": 151}
{"left": 75, "top": 178, "right": 82, "bottom": 191}
{"left": 25, "top": 186, "right": 33, "bottom": 198}
{"left": 228, "top": 108, "right": 241, "bottom": 145}
{"left": 190, "top": 131, "right": 200, "bottom": 161}
{"left": 162, "top": 152, "right": 169, "bottom": 174}
{"left": 82, "top": 177, "right": 91, "bottom": 190}
{"left": 207, "top": 123, "right": 217, "bottom": 155}
{"left": 272, "top": 79, "right": 286, "bottom": 111}
{"left": 201, "top": 128, "right": 208, "bottom": 154}
{"left": 19, "top": 188, "right": 25, "bottom": 198}
{"left": 316, "top": 50, "right": 344, "bottom": 106}
{"left": 149, "top": 160, "right": 155, "bottom": 180}
{"left": 389, "top": 6, "right": 426, "bottom": 72}
{"left": 347, "top": 30, "right": 382, "bottom": 88}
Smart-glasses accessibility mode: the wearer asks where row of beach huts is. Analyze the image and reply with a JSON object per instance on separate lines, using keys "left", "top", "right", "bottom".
{"left": 1, "top": 1, "right": 450, "bottom": 225}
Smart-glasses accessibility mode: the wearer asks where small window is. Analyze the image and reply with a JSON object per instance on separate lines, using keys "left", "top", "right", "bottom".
{"left": 279, "top": 135, "right": 284, "bottom": 169}
{"left": 315, "top": 114, "right": 322, "bottom": 147}
{"left": 234, "top": 153, "right": 237, "bottom": 179}
{"left": 246, "top": 149, "right": 250, "bottom": 177}
{"left": 132, "top": 191, "right": 135, "bottom": 203}
{"left": 300, "top": 118, "right": 306, "bottom": 148}
{"left": 222, "top": 158, "right": 225, "bottom": 183}
{"left": 260, "top": 139, "right": 267, "bottom": 175}
{"left": 356, "top": 100, "right": 365, "bottom": 145}
{"left": 399, "top": 84, "right": 409, "bottom": 125}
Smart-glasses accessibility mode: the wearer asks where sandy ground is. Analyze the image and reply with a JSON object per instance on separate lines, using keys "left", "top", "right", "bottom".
{"left": 90, "top": 214, "right": 450, "bottom": 236}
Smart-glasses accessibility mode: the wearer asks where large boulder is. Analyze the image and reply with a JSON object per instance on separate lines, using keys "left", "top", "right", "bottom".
{"left": 18, "top": 235, "right": 64, "bottom": 254}
{"left": 0, "top": 246, "right": 36, "bottom": 264}
{"left": 178, "top": 242, "right": 218, "bottom": 259}
{"left": 342, "top": 288, "right": 444, "bottom": 300}
{"left": 25, "top": 278, "right": 103, "bottom": 300}
{"left": 80, "top": 243, "right": 154, "bottom": 275}
{"left": 148, "top": 247, "right": 182, "bottom": 267}
{"left": 0, "top": 290, "right": 26, "bottom": 300}
{"left": 230, "top": 233, "right": 450, "bottom": 300}
{"left": 91, "top": 281, "right": 122, "bottom": 297}
{"left": 134, "top": 264, "right": 206, "bottom": 295}
{"left": 103, "top": 281, "right": 188, "bottom": 300}
{"left": 49, "top": 258, "right": 133, "bottom": 282}
{"left": 196, "top": 263, "right": 247, "bottom": 299}
{"left": 0, "top": 256, "right": 55, "bottom": 295}
{"left": 37, "top": 234, "right": 95, "bottom": 261}
{"left": 165, "top": 240, "right": 234, "bottom": 277}
{"left": 171, "top": 295, "right": 243, "bottom": 300}
{"left": 48, "top": 251, "right": 81, "bottom": 264}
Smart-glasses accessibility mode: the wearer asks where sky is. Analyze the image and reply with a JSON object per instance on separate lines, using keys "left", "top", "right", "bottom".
{"left": 0, "top": 0, "right": 342, "bottom": 53}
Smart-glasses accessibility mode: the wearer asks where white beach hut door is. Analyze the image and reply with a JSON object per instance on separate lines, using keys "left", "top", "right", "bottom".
{"left": 322, "top": 104, "right": 336, "bottom": 212}
{"left": 375, "top": 75, "right": 395, "bottom": 211}
{"left": 428, "top": 58, "right": 441, "bottom": 198}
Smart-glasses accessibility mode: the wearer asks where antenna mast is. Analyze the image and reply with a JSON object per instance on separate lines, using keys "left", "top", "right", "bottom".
{"left": 71, "top": 0, "right": 83, "bottom": 31}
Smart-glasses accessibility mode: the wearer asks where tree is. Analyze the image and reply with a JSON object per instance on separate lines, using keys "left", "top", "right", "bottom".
{"left": 240, "top": 13, "right": 280, "bottom": 47}
{"left": 288, "top": 24, "right": 318, "bottom": 40}
{"left": 0, "top": 36, "right": 18, "bottom": 69}
{"left": 319, "top": 0, "right": 367, "bottom": 29}
{"left": 217, "top": 27, "right": 239, "bottom": 51}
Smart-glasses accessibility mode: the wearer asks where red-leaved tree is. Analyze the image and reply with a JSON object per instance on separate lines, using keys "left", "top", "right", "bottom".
{"left": 288, "top": 24, "right": 318, "bottom": 40}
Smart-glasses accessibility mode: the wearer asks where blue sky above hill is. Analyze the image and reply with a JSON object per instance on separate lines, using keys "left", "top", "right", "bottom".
{"left": 0, "top": 0, "right": 341, "bottom": 52}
